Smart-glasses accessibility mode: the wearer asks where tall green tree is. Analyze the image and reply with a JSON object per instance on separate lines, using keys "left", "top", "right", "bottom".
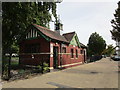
{"left": 110, "top": 1, "right": 120, "bottom": 41}
{"left": 2, "top": 2, "right": 58, "bottom": 55}
{"left": 87, "top": 32, "right": 106, "bottom": 56}
{"left": 2, "top": 2, "right": 59, "bottom": 79}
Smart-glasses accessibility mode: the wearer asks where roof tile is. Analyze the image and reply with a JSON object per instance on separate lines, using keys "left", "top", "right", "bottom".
{"left": 33, "top": 24, "right": 69, "bottom": 43}
{"left": 62, "top": 32, "right": 75, "bottom": 42}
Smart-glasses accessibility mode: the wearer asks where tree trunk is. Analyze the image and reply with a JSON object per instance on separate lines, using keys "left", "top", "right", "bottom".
{"left": 2, "top": 55, "right": 5, "bottom": 77}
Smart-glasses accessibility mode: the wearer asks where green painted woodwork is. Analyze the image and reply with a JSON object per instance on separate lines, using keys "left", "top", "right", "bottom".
{"left": 75, "top": 35, "right": 81, "bottom": 47}
{"left": 70, "top": 33, "right": 80, "bottom": 47}
{"left": 24, "top": 26, "right": 51, "bottom": 42}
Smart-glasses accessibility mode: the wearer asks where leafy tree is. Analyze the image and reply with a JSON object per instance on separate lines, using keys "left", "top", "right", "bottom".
{"left": 87, "top": 32, "right": 106, "bottom": 56}
{"left": 102, "top": 44, "right": 115, "bottom": 56}
{"left": 110, "top": 1, "right": 120, "bottom": 62}
{"left": 2, "top": 2, "right": 59, "bottom": 79}
{"left": 110, "top": 1, "right": 120, "bottom": 41}
{"left": 2, "top": 2, "right": 58, "bottom": 55}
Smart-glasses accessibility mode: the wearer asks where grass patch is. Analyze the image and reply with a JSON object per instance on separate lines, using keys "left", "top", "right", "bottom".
{"left": 11, "top": 57, "right": 19, "bottom": 61}
{"left": 11, "top": 57, "right": 19, "bottom": 66}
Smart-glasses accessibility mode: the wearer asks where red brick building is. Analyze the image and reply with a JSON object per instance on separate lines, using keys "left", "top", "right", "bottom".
{"left": 19, "top": 24, "right": 87, "bottom": 69}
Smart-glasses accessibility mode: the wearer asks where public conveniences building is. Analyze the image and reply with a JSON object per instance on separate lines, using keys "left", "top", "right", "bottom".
{"left": 19, "top": 24, "right": 87, "bottom": 69}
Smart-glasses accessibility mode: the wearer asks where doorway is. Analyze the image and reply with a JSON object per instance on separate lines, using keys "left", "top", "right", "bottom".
{"left": 53, "top": 46, "right": 58, "bottom": 69}
{"left": 84, "top": 50, "right": 86, "bottom": 63}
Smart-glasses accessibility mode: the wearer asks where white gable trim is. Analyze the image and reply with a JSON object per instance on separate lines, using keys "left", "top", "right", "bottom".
{"left": 25, "top": 28, "right": 39, "bottom": 39}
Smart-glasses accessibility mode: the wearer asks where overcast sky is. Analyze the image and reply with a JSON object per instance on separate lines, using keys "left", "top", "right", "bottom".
{"left": 50, "top": 0, "right": 119, "bottom": 46}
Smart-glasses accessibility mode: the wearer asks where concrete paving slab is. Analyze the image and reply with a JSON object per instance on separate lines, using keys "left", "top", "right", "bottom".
{"left": 2, "top": 57, "right": 119, "bottom": 88}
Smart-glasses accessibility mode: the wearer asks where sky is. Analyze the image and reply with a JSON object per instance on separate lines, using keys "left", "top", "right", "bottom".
{"left": 50, "top": 0, "right": 119, "bottom": 46}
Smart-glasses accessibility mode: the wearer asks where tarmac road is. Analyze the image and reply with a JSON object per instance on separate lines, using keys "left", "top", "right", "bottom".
{"left": 2, "top": 57, "right": 119, "bottom": 88}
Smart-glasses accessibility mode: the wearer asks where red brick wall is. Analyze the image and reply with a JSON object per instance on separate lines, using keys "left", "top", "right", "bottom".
{"left": 20, "top": 38, "right": 86, "bottom": 68}
{"left": 49, "top": 42, "right": 85, "bottom": 68}
{"left": 19, "top": 54, "right": 49, "bottom": 65}
{"left": 20, "top": 37, "right": 50, "bottom": 53}
{"left": 61, "top": 45, "right": 84, "bottom": 66}
{"left": 19, "top": 37, "right": 50, "bottom": 65}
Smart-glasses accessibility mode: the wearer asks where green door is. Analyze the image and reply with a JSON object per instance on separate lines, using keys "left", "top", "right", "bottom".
{"left": 83, "top": 50, "right": 86, "bottom": 63}
{"left": 53, "top": 47, "right": 58, "bottom": 69}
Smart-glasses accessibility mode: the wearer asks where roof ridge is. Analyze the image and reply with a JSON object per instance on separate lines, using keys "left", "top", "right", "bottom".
{"left": 33, "top": 24, "right": 57, "bottom": 33}
{"left": 32, "top": 24, "right": 69, "bottom": 43}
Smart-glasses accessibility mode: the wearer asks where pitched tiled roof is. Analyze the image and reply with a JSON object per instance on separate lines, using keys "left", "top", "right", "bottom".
{"left": 62, "top": 32, "right": 75, "bottom": 42}
{"left": 33, "top": 24, "right": 69, "bottom": 43}
{"left": 80, "top": 43, "right": 87, "bottom": 48}
{"left": 63, "top": 31, "right": 87, "bottom": 48}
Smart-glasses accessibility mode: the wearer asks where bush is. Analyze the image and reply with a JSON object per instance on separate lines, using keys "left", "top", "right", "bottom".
{"left": 43, "top": 62, "right": 50, "bottom": 73}
{"left": 35, "top": 65, "right": 42, "bottom": 73}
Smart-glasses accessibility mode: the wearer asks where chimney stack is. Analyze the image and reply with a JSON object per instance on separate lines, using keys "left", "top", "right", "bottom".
{"left": 55, "top": 15, "right": 63, "bottom": 35}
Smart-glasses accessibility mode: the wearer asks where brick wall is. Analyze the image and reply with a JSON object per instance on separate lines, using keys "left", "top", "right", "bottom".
{"left": 19, "top": 37, "right": 50, "bottom": 65}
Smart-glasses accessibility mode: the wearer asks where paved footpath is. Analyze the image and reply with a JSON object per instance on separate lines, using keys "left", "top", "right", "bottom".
{"left": 2, "top": 57, "right": 119, "bottom": 88}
